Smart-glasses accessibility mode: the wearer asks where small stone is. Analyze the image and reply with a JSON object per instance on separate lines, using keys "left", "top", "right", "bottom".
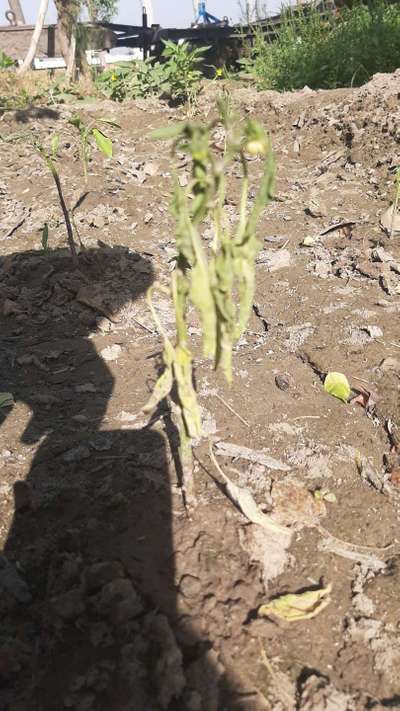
{"left": 95, "top": 316, "right": 112, "bottom": 333}
{"left": 257, "top": 248, "right": 291, "bottom": 271}
{"left": 92, "top": 215, "right": 106, "bottom": 229}
{"left": 275, "top": 374, "right": 290, "bottom": 391}
{"left": 72, "top": 414, "right": 89, "bottom": 424}
{"left": 118, "top": 410, "right": 137, "bottom": 422}
{"left": 85, "top": 561, "right": 125, "bottom": 592}
{"left": 3, "top": 299, "right": 21, "bottom": 316}
{"left": 143, "top": 212, "right": 153, "bottom": 224}
{"left": 96, "top": 578, "right": 143, "bottom": 623}
{"left": 63, "top": 445, "right": 91, "bottom": 463}
{"left": 365, "top": 325, "right": 383, "bottom": 339}
{"left": 89, "top": 432, "right": 113, "bottom": 452}
{"left": 75, "top": 383, "right": 97, "bottom": 393}
{"left": 371, "top": 246, "right": 394, "bottom": 263}
{"left": 100, "top": 344, "right": 122, "bottom": 362}
{"left": 179, "top": 575, "right": 202, "bottom": 598}
{"left": 144, "top": 161, "right": 160, "bottom": 177}
{"left": 52, "top": 588, "right": 85, "bottom": 620}
{"left": 107, "top": 492, "right": 127, "bottom": 508}
{"left": 379, "top": 357, "right": 400, "bottom": 372}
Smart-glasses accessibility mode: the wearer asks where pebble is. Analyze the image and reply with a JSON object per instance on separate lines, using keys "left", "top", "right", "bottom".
{"left": 100, "top": 344, "right": 122, "bottom": 362}
{"left": 63, "top": 444, "right": 91, "bottom": 463}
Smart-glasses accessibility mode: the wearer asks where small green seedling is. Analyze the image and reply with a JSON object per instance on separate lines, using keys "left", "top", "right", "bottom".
{"left": 144, "top": 100, "right": 275, "bottom": 504}
{"left": 68, "top": 115, "right": 118, "bottom": 180}
{"left": 33, "top": 134, "right": 78, "bottom": 263}
{"left": 41, "top": 223, "right": 49, "bottom": 252}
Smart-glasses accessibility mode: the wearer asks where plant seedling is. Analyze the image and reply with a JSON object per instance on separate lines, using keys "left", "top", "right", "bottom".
{"left": 33, "top": 134, "right": 78, "bottom": 264}
{"left": 68, "top": 115, "right": 118, "bottom": 181}
{"left": 41, "top": 223, "right": 49, "bottom": 252}
{"left": 143, "top": 100, "right": 275, "bottom": 505}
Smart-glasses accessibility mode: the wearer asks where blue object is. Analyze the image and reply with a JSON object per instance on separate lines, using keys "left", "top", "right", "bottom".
{"left": 195, "top": 1, "right": 221, "bottom": 24}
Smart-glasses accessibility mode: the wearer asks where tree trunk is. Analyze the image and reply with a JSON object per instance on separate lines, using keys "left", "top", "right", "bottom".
{"left": 54, "top": 0, "right": 80, "bottom": 80}
{"left": 8, "top": 0, "right": 25, "bottom": 25}
{"left": 18, "top": 0, "right": 49, "bottom": 74}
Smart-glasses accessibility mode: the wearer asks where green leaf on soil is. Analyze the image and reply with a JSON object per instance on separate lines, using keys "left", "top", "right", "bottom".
{"left": 0, "top": 392, "right": 14, "bottom": 409}
{"left": 324, "top": 372, "right": 351, "bottom": 402}
{"left": 314, "top": 489, "right": 337, "bottom": 503}
{"left": 259, "top": 584, "right": 332, "bottom": 622}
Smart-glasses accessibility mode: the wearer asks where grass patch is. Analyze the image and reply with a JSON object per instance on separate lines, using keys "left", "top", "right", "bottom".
{"left": 241, "top": 0, "right": 400, "bottom": 91}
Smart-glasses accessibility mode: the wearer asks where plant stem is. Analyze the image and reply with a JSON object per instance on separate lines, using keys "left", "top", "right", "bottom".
{"left": 48, "top": 158, "right": 78, "bottom": 264}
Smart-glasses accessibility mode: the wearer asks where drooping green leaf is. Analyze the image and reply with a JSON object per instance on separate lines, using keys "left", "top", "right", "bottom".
{"left": 143, "top": 362, "right": 173, "bottom": 414}
{"left": 92, "top": 128, "right": 113, "bottom": 158}
{"left": 324, "top": 372, "right": 351, "bottom": 402}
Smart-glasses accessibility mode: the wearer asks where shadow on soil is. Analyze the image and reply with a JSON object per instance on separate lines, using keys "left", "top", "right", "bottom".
{"left": 0, "top": 246, "right": 240, "bottom": 710}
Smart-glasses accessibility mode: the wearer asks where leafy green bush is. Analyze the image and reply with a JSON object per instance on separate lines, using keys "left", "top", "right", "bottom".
{"left": 0, "top": 50, "right": 15, "bottom": 70}
{"left": 241, "top": 0, "right": 400, "bottom": 91}
{"left": 95, "top": 41, "right": 208, "bottom": 106}
{"left": 95, "top": 59, "right": 168, "bottom": 101}
{"left": 161, "top": 40, "right": 208, "bottom": 106}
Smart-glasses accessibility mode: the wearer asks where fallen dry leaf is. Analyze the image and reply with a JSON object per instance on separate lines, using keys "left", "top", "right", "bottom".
{"left": 259, "top": 584, "right": 332, "bottom": 622}
{"left": 350, "top": 386, "right": 377, "bottom": 410}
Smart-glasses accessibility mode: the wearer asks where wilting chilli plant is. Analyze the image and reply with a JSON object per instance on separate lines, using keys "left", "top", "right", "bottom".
{"left": 143, "top": 102, "right": 275, "bottom": 504}
{"left": 68, "top": 114, "right": 117, "bottom": 181}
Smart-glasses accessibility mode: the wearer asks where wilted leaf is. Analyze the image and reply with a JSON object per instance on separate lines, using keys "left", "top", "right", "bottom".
{"left": 324, "top": 372, "right": 351, "bottom": 402}
{"left": 0, "top": 392, "right": 14, "bottom": 409}
{"left": 92, "top": 128, "right": 112, "bottom": 158}
{"left": 259, "top": 584, "right": 332, "bottom": 622}
{"left": 143, "top": 362, "right": 173, "bottom": 414}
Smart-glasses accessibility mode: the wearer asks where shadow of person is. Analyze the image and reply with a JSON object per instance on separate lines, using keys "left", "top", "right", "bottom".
{"left": 0, "top": 245, "right": 185, "bottom": 711}
{"left": 0, "top": 245, "right": 263, "bottom": 711}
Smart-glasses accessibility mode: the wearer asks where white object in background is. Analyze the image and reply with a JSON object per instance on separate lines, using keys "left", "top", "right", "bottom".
{"left": 33, "top": 56, "right": 66, "bottom": 69}
{"left": 141, "top": 0, "right": 155, "bottom": 26}
{"left": 33, "top": 51, "right": 140, "bottom": 71}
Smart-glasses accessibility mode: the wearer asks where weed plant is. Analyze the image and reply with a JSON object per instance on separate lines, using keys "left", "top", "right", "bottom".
{"left": 144, "top": 101, "right": 275, "bottom": 504}
{"left": 241, "top": 0, "right": 400, "bottom": 91}
{"left": 96, "top": 41, "right": 208, "bottom": 109}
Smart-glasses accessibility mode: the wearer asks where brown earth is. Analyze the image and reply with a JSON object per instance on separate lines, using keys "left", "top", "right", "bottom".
{"left": 0, "top": 70, "right": 400, "bottom": 711}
